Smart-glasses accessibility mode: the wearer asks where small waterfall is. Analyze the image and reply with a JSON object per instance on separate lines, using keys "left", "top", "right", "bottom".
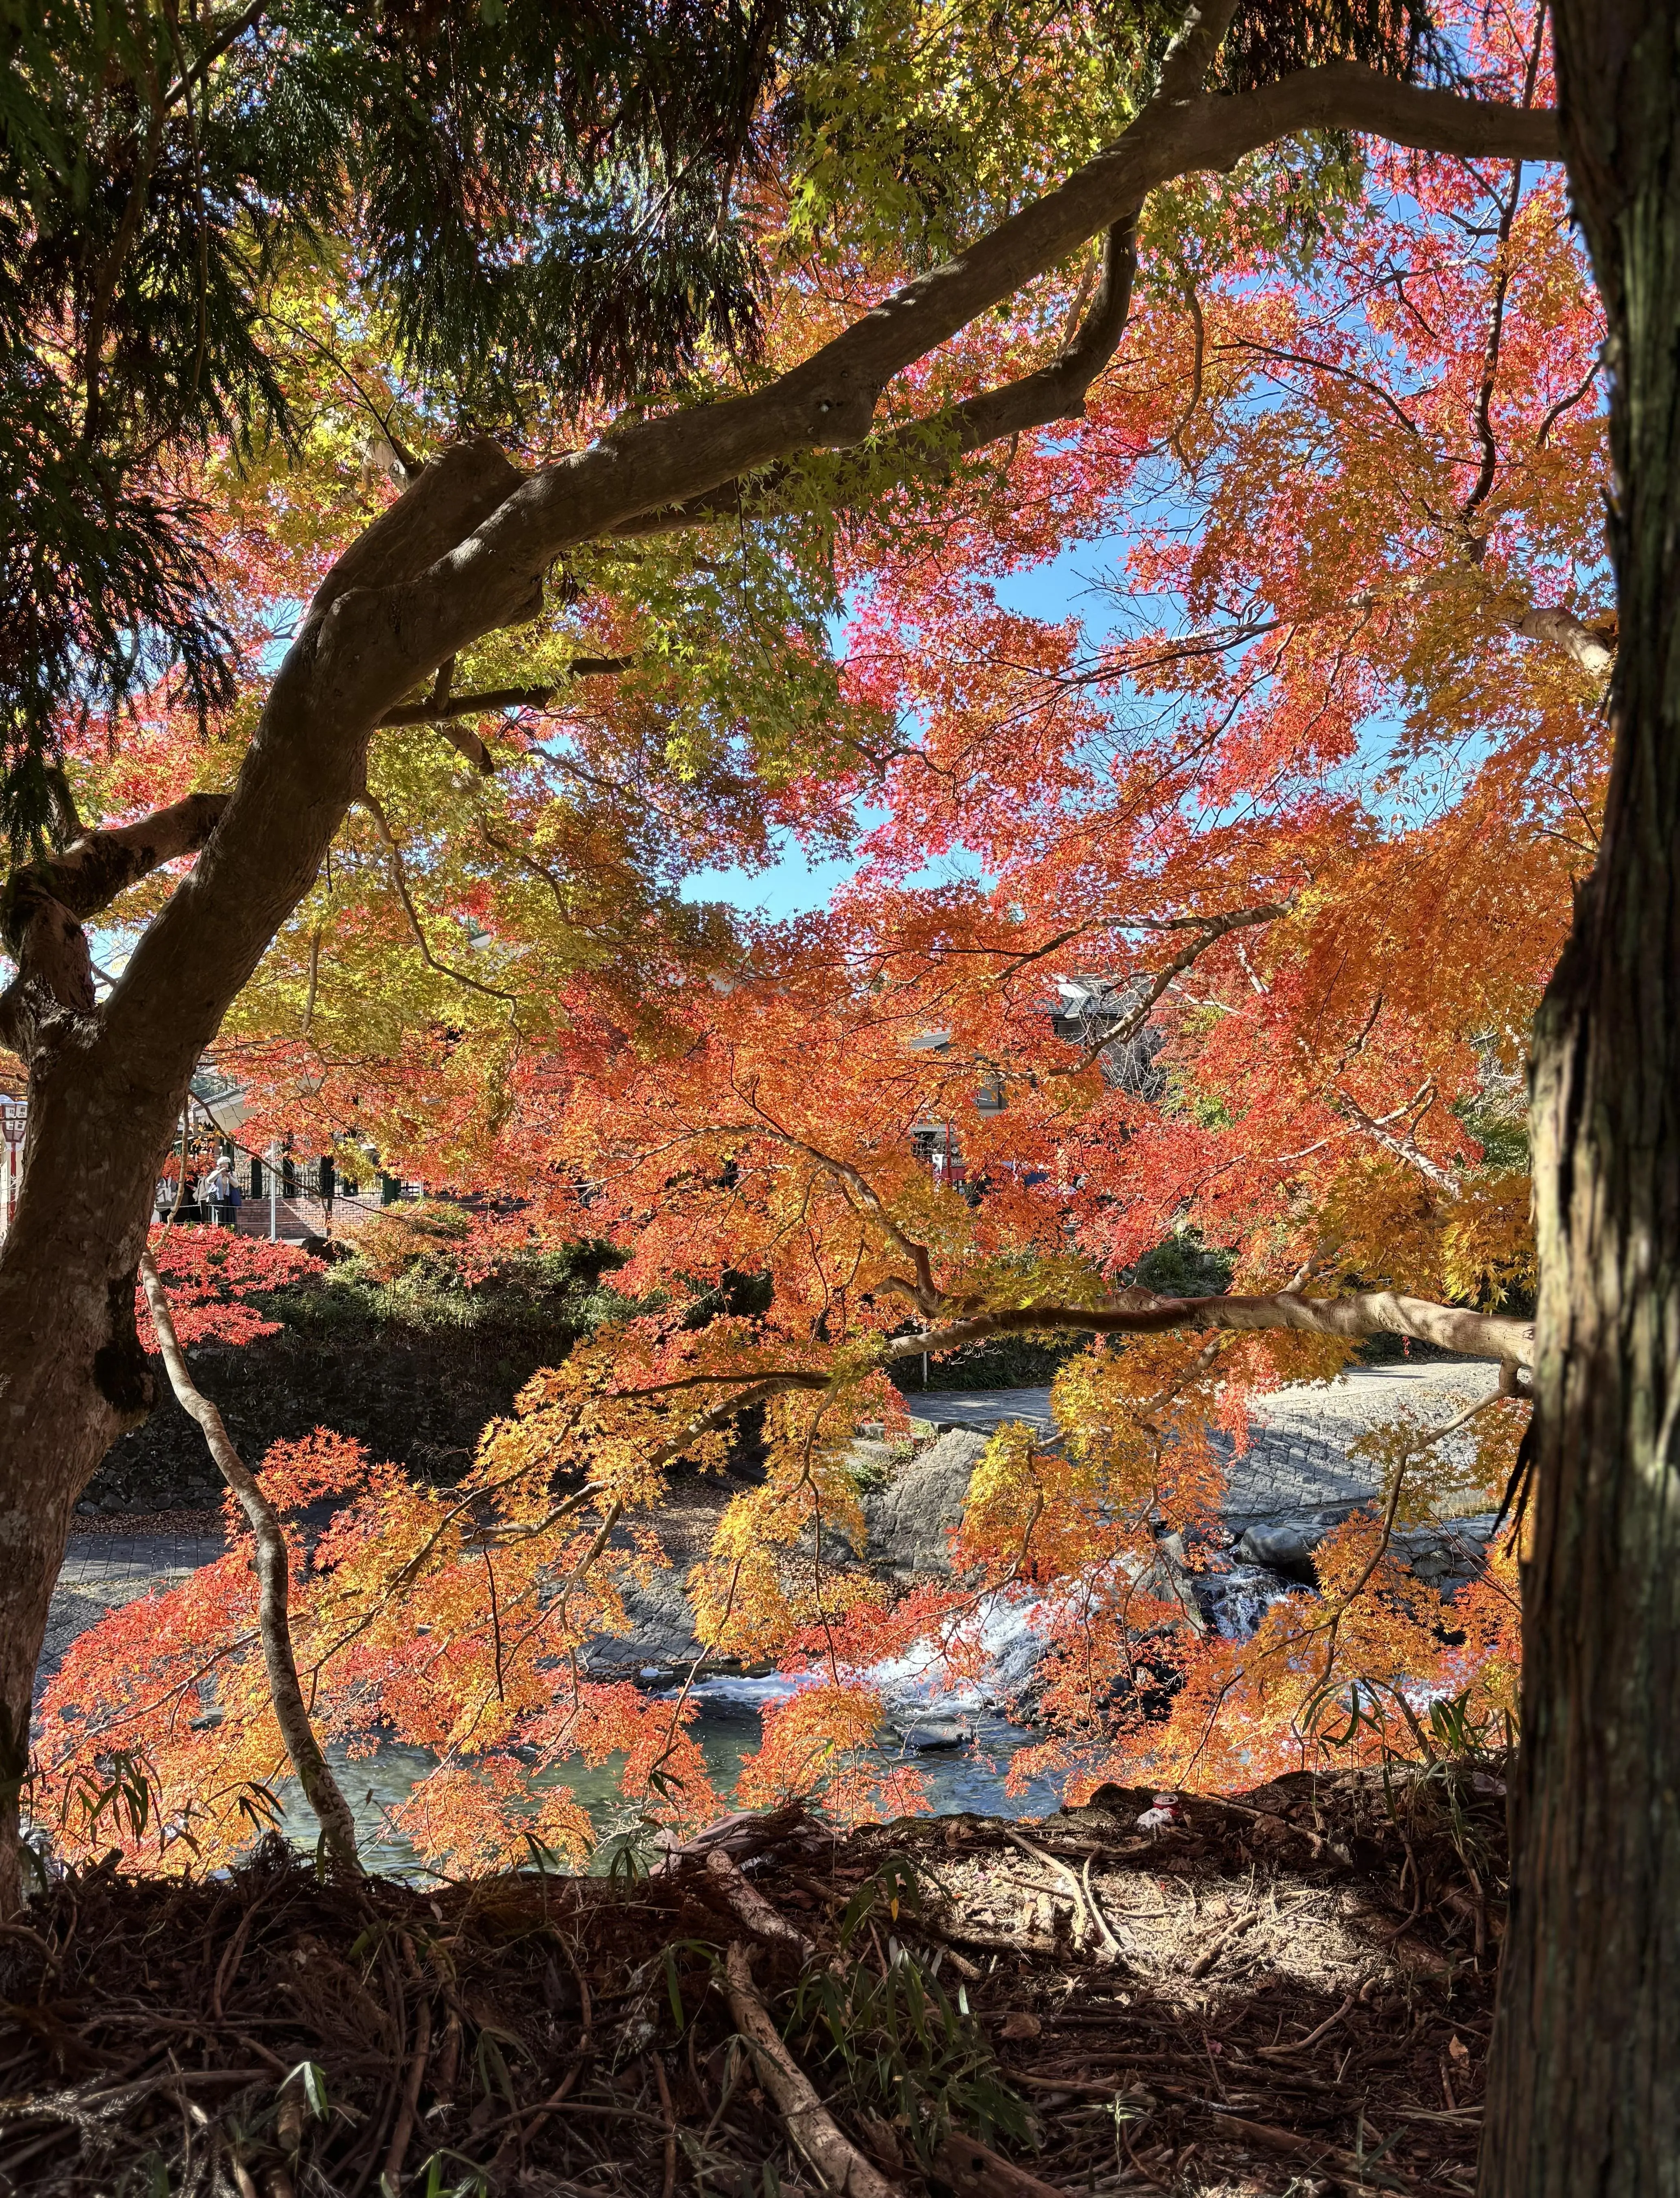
{"left": 1196, "top": 1565, "right": 1297, "bottom": 1641}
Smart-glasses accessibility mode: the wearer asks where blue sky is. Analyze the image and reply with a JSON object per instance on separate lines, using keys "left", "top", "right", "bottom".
{"left": 677, "top": 535, "right": 1125, "bottom": 918}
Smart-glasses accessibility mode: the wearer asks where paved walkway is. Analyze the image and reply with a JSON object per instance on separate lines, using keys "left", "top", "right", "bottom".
{"left": 40, "top": 1529, "right": 226, "bottom": 1695}
{"left": 912, "top": 1358, "right": 1502, "bottom": 1523}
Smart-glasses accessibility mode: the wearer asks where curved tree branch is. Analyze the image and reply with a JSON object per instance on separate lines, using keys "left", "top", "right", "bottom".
{"left": 883, "top": 1289, "right": 1532, "bottom": 1367}
{"left": 361, "top": 790, "right": 520, "bottom": 1007}
{"left": 1, "top": 791, "right": 229, "bottom": 1031}
{"left": 407, "top": 64, "right": 1558, "bottom": 618}
{"left": 105, "top": 64, "right": 1562, "bottom": 1096}
{"left": 613, "top": 217, "right": 1141, "bottom": 540}
{"left": 138, "top": 1248, "right": 362, "bottom": 1877}
{"left": 1512, "top": 603, "right": 1616, "bottom": 679}
{"left": 1051, "top": 900, "right": 1293, "bottom": 1075}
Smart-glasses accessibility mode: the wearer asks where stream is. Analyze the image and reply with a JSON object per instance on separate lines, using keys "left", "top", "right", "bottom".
{"left": 287, "top": 1580, "right": 1296, "bottom": 1874}
{"left": 325, "top": 1687, "right": 1063, "bottom": 1879}
{"left": 47, "top": 1535, "right": 1294, "bottom": 1875}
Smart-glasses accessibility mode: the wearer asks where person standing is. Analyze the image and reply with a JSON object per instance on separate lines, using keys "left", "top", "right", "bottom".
{"left": 205, "top": 1155, "right": 237, "bottom": 1226}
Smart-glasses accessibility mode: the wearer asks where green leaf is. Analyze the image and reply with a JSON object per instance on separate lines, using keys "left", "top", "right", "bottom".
{"left": 283, "top": 2060, "right": 331, "bottom": 2121}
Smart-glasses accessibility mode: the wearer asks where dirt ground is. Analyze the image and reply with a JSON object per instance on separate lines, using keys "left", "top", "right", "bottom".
{"left": 0, "top": 1765, "right": 1505, "bottom": 2198}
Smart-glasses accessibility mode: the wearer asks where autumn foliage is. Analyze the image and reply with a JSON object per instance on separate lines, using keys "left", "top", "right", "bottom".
{"left": 34, "top": 2, "right": 1592, "bottom": 1875}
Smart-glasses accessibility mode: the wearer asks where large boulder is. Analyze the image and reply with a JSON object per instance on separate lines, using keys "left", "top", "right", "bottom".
{"left": 582, "top": 1570, "right": 702, "bottom": 1671}
{"left": 898, "top": 1719, "right": 969, "bottom": 1751}
{"left": 861, "top": 1427, "right": 991, "bottom": 1578}
{"left": 1390, "top": 1515, "right": 1499, "bottom": 1589}
{"left": 1233, "top": 1519, "right": 1323, "bottom": 1584}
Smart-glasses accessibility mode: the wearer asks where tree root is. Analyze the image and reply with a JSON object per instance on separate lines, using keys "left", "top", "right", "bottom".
{"left": 931, "top": 2129, "right": 1074, "bottom": 2198}
{"left": 706, "top": 1848, "right": 815, "bottom": 1959}
{"left": 1005, "top": 1831, "right": 1123, "bottom": 1962}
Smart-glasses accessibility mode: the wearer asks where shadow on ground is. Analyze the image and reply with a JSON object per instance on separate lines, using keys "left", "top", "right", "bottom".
{"left": 0, "top": 1765, "right": 1500, "bottom": 2197}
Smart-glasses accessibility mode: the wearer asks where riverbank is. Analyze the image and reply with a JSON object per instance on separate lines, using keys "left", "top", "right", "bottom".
{"left": 38, "top": 1357, "right": 1509, "bottom": 1853}
{"left": 0, "top": 1763, "right": 1503, "bottom": 2198}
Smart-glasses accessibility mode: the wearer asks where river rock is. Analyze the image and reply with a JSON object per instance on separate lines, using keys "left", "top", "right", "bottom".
{"left": 1389, "top": 1515, "right": 1499, "bottom": 1589}
{"left": 1233, "top": 1519, "right": 1323, "bottom": 1583}
{"left": 582, "top": 1570, "right": 701, "bottom": 1671}
{"left": 859, "top": 1427, "right": 990, "bottom": 1579}
{"left": 848, "top": 1439, "right": 895, "bottom": 1485}
{"left": 899, "top": 1720, "right": 968, "bottom": 1751}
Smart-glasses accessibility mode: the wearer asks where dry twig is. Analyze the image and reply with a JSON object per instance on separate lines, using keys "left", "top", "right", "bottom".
{"left": 723, "top": 1942, "right": 902, "bottom": 2198}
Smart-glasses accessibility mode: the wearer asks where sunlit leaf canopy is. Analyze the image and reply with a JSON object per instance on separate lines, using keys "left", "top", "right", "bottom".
{"left": 51, "top": 1, "right": 1569, "bottom": 1159}
{"left": 30, "top": 0, "right": 1597, "bottom": 1865}
{"left": 7, "top": 0, "right": 1450, "bottom": 845}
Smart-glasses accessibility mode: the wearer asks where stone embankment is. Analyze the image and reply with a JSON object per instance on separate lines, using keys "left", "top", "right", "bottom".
{"left": 568, "top": 1357, "right": 1505, "bottom": 1676}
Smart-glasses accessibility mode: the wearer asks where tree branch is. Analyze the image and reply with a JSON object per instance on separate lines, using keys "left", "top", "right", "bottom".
{"left": 1157, "top": 0, "right": 1243, "bottom": 102}
{"left": 413, "top": 64, "right": 1557, "bottom": 607}
{"left": 138, "top": 1249, "right": 362, "bottom": 1877}
{"left": 361, "top": 791, "right": 520, "bottom": 1007}
{"left": 378, "top": 666, "right": 633, "bottom": 728}
{"left": 1460, "top": 5, "right": 1549, "bottom": 526}
{"left": 1051, "top": 900, "right": 1292, "bottom": 1075}
{"left": 612, "top": 217, "right": 1143, "bottom": 540}
{"left": 723, "top": 1944, "right": 901, "bottom": 2198}
{"left": 379, "top": 662, "right": 635, "bottom": 773}
{"left": 162, "top": 1, "right": 266, "bottom": 109}
{"left": 1, "top": 792, "right": 229, "bottom": 1026}
{"left": 880, "top": 1289, "right": 1533, "bottom": 1368}
{"left": 1512, "top": 603, "right": 1615, "bottom": 679}
{"left": 103, "top": 69, "right": 1560, "bottom": 1095}
{"left": 1332, "top": 1081, "right": 1462, "bottom": 1194}
{"left": 12, "top": 791, "right": 230, "bottom": 930}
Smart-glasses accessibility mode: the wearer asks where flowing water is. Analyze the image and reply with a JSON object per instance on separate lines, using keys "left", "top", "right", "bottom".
{"left": 321, "top": 1688, "right": 1061, "bottom": 1879}
{"left": 53, "top": 1535, "right": 1294, "bottom": 1874}
{"left": 280, "top": 1579, "right": 1311, "bottom": 1873}
{"left": 1198, "top": 1564, "right": 1299, "bottom": 1641}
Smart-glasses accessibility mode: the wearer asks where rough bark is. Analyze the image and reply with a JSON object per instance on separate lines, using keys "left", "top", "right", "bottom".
{"left": 1479, "top": 6, "right": 1680, "bottom": 2192}
{"left": 0, "top": 1050, "right": 174, "bottom": 1914}
{"left": 0, "top": 51, "right": 1561, "bottom": 1916}
{"left": 0, "top": 793, "right": 229, "bottom": 1031}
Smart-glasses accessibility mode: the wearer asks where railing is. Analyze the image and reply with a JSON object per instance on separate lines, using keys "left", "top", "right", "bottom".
{"left": 169, "top": 1154, "right": 426, "bottom": 1242}
{"left": 0, "top": 1096, "right": 425, "bottom": 1244}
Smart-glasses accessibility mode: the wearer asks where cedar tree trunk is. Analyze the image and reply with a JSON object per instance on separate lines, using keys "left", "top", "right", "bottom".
{"left": 1481, "top": 4, "right": 1680, "bottom": 2190}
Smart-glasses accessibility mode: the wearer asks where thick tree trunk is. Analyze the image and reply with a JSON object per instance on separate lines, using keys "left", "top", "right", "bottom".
{"left": 0, "top": 1056, "right": 182, "bottom": 1916}
{"left": 0, "top": 441, "right": 540, "bottom": 1916}
{"left": 1480, "top": 6, "right": 1680, "bottom": 2191}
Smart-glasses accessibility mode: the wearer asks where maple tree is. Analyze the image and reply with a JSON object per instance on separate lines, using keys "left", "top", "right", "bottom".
{"left": 39, "top": 0, "right": 1580, "bottom": 1867}
{"left": 12, "top": 0, "right": 1680, "bottom": 2182}
{"left": 0, "top": 3, "right": 1556, "bottom": 1883}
